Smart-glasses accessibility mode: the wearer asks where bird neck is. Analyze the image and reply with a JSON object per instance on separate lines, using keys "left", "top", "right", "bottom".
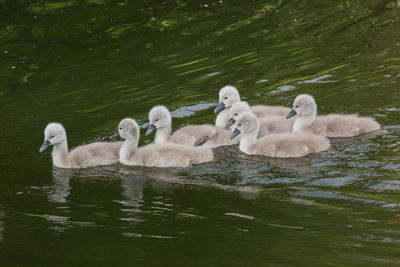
{"left": 52, "top": 139, "right": 69, "bottom": 168}
{"left": 239, "top": 130, "right": 258, "bottom": 153}
{"left": 120, "top": 138, "right": 138, "bottom": 164}
{"left": 215, "top": 108, "right": 230, "bottom": 129}
{"left": 293, "top": 109, "right": 317, "bottom": 132}
{"left": 155, "top": 125, "right": 171, "bottom": 144}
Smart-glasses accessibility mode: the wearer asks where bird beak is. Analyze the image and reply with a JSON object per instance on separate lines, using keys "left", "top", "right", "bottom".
{"left": 146, "top": 124, "right": 156, "bottom": 136}
{"left": 214, "top": 101, "right": 225, "bottom": 113}
{"left": 225, "top": 117, "right": 236, "bottom": 129}
{"left": 230, "top": 128, "right": 241, "bottom": 140}
{"left": 39, "top": 140, "right": 51, "bottom": 152}
{"left": 286, "top": 109, "right": 297, "bottom": 119}
{"left": 110, "top": 131, "right": 120, "bottom": 139}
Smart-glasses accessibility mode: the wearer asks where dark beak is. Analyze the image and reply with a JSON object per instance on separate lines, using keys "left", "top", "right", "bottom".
{"left": 39, "top": 140, "right": 51, "bottom": 152}
{"left": 146, "top": 124, "right": 156, "bottom": 136}
{"left": 225, "top": 117, "right": 236, "bottom": 129}
{"left": 286, "top": 109, "right": 297, "bottom": 119}
{"left": 110, "top": 131, "right": 120, "bottom": 139}
{"left": 230, "top": 128, "right": 241, "bottom": 140}
{"left": 214, "top": 101, "right": 225, "bottom": 113}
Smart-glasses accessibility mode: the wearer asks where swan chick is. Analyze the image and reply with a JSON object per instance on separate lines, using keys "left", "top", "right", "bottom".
{"left": 214, "top": 85, "right": 241, "bottom": 113}
{"left": 230, "top": 112, "right": 330, "bottom": 158}
{"left": 214, "top": 85, "right": 241, "bottom": 128}
{"left": 146, "top": 105, "right": 238, "bottom": 147}
{"left": 225, "top": 101, "right": 251, "bottom": 129}
{"left": 226, "top": 101, "right": 294, "bottom": 137}
{"left": 214, "top": 85, "right": 291, "bottom": 128}
{"left": 287, "top": 94, "right": 381, "bottom": 137}
{"left": 116, "top": 118, "right": 214, "bottom": 168}
{"left": 146, "top": 105, "right": 172, "bottom": 144}
{"left": 40, "top": 122, "right": 123, "bottom": 168}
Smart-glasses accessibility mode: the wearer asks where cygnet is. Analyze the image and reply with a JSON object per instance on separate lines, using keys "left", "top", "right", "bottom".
{"left": 225, "top": 101, "right": 294, "bottom": 137}
{"left": 39, "top": 122, "right": 123, "bottom": 168}
{"left": 230, "top": 112, "right": 330, "bottom": 158}
{"left": 214, "top": 85, "right": 290, "bottom": 128}
{"left": 146, "top": 105, "right": 238, "bottom": 147}
{"left": 287, "top": 94, "right": 381, "bottom": 137}
{"left": 115, "top": 118, "right": 214, "bottom": 168}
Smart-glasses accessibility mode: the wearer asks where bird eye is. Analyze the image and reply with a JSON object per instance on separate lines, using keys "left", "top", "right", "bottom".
{"left": 234, "top": 113, "right": 238, "bottom": 116}
{"left": 155, "top": 119, "right": 159, "bottom": 122}
{"left": 295, "top": 105, "right": 299, "bottom": 108}
{"left": 119, "top": 127, "right": 122, "bottom": 130}
{"left": 50, "top": 135, "right": 54, "bottom": 139}
{"left": 238, "top": 124, "right": 242, "bottom": 127}
{"left": 224, "top": 97, "right": 228, "bottom": 99}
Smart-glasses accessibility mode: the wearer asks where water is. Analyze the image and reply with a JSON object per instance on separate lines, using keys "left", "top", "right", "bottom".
{"left": 1, "top": 0, "right": 400, "bottom": 265}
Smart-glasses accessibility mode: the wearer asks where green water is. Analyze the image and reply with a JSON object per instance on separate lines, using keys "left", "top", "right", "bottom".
{"left": 1, "top": 0, "right": 400, "bottom": 265}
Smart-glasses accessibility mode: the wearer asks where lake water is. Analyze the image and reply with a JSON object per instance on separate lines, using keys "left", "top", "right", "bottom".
{"left": 1, "top": 0, "right": 400, "bottom": 265}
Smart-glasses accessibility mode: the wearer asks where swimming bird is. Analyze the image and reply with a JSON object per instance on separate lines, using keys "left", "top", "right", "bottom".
{"left": 146, "top": 105, "right": 238, "bottom": 147}
{"left": 214, "top": 85, "right": 290, "bottom": 128}
{"left": 225, "top": 101, "right": 294, "bottom": 137}
{"left": 287, "top": 94, "right": 381, "bottom": 137}
{"left": 115, "top": 118, "right": 214, "bottom": 168}
{"left": 230, "top": 112, "right": 330, "bottom": 158}
{"left": 39, "top": 122, "right": 123, "bottom": 168}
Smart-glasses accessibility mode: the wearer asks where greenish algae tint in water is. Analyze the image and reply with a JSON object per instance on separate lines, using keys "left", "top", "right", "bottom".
{"left": 1, "top": 0, "right": 400, "bottom": 265}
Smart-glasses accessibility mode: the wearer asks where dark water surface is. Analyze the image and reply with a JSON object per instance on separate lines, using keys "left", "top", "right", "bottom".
{"left": 1, "top": 0, "right": 400, "bottom": 265}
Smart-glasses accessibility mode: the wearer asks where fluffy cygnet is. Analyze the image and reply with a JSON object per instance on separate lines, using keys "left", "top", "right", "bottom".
{"left": 225, "top": 101, "right": 294, "bottom": 137}
{"left": 214, "top": 85, "right": 290, "bottom": 128}
{"left": 115, "top": 118, "right": 214, "bottom": 168}
{"left": 230, "top": 112, "right": 330, "bottom": 158}
{"left": 214, "top": 85, "right": 241, "bottom": 128}
{"left": 146, "top": 105, "right": 238, "bottom": 147}
{"left": 287, "top": 94, "right": 381, "bottom": 137}
{"left": 39, "top": 123, "right": 123, "bottom": 168}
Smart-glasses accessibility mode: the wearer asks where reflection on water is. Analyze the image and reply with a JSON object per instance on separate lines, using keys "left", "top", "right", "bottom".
{"left": 45, "top": 159, "right": 262, "bottom": 233}
{"left": 49, "top": 169, "right": 72, "bottom": 204}
{"left": 0, "top": 210, "right": 4, "bottom": 246}
{"left": 118, "top": 174, "right": 145, "bottom": 224}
